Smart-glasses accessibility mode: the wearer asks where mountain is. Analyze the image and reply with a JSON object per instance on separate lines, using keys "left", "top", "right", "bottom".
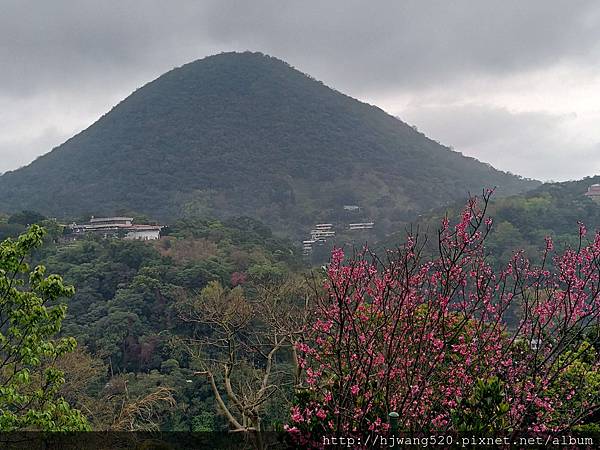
{"left": 0, "top": 51, "right": 539, "bottom": 236}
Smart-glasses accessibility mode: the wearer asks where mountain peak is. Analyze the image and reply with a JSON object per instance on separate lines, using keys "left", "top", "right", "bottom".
{"left": 0, "top": 52, "right": 539, "bottom": 236}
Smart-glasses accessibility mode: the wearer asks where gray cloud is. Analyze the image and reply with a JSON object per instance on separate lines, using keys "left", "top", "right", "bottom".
{"left": 0, "top": 127, "right": 66, "bottom": 175}
{"left": 1, "top": 0, "right": 600, "bottom": 179}
{"left": 400, "top": 103, "right": 600, "bottom": 181}
{"left": 200, "top": 0, "right": 600, "bottom": 94}
{"left": 5, "top": 1, "right": 598, "bottom": 94}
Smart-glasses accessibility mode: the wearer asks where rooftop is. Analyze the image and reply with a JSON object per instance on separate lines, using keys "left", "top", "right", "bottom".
{"left": 90, "top": 217, "right": 133, "bottom": 223}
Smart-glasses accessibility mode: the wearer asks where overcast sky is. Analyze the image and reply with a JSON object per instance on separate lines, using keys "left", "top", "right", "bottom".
{"left": 2, "top": 0, "right": 599, "bottom": 181}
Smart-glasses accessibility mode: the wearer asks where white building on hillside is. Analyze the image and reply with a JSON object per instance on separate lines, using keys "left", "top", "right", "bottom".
{"left": 69, "top": 217, "right": 162, "bottom": 240}
{"left": 348, "top": 222, "right": 374, "bottom": 230}
{"left": 584, "top": 184, "right": 600, "bottom": 202}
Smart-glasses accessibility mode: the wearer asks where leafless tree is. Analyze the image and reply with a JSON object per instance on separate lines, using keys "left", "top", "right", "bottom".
{"left": 177, "top": 277, "right": 312, "bottom": 449}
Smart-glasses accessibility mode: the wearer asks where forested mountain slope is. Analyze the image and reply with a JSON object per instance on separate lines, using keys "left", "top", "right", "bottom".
{"left": 0, "top": 52, "right": 538, "bottom": 236}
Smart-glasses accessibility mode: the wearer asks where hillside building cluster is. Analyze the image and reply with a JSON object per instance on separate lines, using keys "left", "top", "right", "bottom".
{"left": 302, "top": 212, "right": 376, "bottom": 257}
{"left": 68, "top": 217, "right": 163, "bottom": 241}
{"left": 584, "top": 184, "right": 600, "bottom": 202}
{"left": 303, "top": 223, "right": 335, "bottom": 256}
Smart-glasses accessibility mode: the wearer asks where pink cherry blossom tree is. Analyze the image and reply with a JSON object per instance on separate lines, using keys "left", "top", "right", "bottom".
{"left": 289, "top": 190, "right": 600, "bottom": 439}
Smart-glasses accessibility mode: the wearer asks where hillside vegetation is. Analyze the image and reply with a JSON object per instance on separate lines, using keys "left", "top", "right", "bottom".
{"left": 382, "top": 176, "right": 600, "bottom": 267}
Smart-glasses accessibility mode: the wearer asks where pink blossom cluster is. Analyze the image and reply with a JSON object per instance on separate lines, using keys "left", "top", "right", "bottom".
{"left": 291, "top": 192, "right": 600, "bottom": 437}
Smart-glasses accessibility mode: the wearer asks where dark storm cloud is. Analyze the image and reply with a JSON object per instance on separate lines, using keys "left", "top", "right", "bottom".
{"left": 2, "top": 0, "right": 599, "bottom": 95}
{"left": 200, "top": 0, "right": 600, "bottom": 94}
{"left": 1, "top": 0, "right": 600, "bottom": 178}
{"left": 0, "top": 1, "right": 210, "bottom": 97}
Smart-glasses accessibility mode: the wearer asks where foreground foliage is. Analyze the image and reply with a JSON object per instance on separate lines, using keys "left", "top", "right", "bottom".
{"left": 5, "top": 194, "right": 600, "bottom": 439}
{"left": 291, "top": 192, "right": 600, "bottom": 438}
{"left": 0, "top": 226, "right": 89, "bottom": 430}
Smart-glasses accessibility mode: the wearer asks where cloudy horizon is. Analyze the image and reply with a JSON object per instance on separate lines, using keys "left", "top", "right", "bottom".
{"left": 2, "top": 0, "right": 599, "bottom": 181}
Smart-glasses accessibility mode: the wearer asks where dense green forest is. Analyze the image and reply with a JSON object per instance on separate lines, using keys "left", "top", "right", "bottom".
{"left": 0, "top": 212, "right": 303, "bottom": 431}
{"left": 381, "top": 176, "right": 600, "bottom": 267}
{"left": 0, "top": 52, "right": 538, "bottom": 238}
